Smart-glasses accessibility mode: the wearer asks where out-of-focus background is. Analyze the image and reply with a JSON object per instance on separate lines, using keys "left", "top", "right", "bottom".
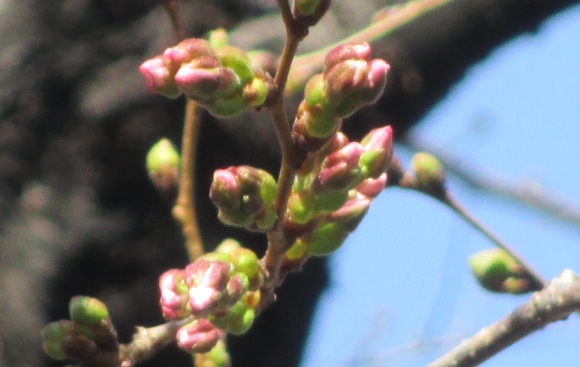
{"left": 303, "top": 5, "right": 580, "bottom": 367}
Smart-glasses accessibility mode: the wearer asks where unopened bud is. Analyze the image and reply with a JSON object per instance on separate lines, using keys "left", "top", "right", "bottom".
{"left": 177, "top": 319, "right": 225, "bottom": 354}
{"left": 469, "top": 249, "right": 534, "bottom": 294}
{"left": 139, "top": 56, "right": 180, "bottom": 98}
{"left": 328, "top": 192, "right": 370, "bottom": 232}
{"left": 41, "top": 321, "right": 74, "bottom": 360}
{"left": 304, "top": 221, "right": 349, "bottom": 256}
{"left": 159, "top": 269, "right": 190, "bottom": 320}
{"left": 194, "top": 339, "right": 231, "bottom": 367}
{"left": 163, "top": 38, "right": 216, "bottom": 65}
{"left": 324, "top": 42, "right": 372, "bottom": 70}
{"left": 317, "top": 142, "right": 364, "bottom": 191}
{"left": 356, "top": 173, "right": 387, "bottom": 198}
{"left": 292, "top": 0, "right": 331, "bottom": 25}
{"left": 69, "top": 296, "right": 109, "bottom": 326}
{"left": 359, "top": 126, "right": 393, "bottom": 178}
{"left": 411, "top": 152, "right": 445, "bottom": 187}
{"left": 146, "top": 138, "right": 180, "bottom": 192}
{"left": 185, "top": 259, "right": 232, "bottom": 316}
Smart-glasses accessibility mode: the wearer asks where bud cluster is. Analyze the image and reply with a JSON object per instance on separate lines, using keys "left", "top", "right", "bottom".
{"left": 139, "top": 38, "right": 274, "bottom": 117}
{"left": 41, "top": 297, "right": 117, "bottom": 361}
{"left": 209, "top": 166, "right": 277, "bottom": 231}
{"left": 285, "top": 125, "right": 393, "bottom": 259}
{"left": 159, "top": 239, "right": 263, "bottom": 353}
{"left": 293, "top": 42, "right": 390, "bottom": 152}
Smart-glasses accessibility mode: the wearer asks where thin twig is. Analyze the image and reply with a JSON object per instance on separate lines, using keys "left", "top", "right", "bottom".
{"left": 442, "top": 192, "right": 547, "bottom": 290}
{"left": 406, "top": 137, "right": 580, "bottom": 228}
{"left": 260, "top": 1, "right": 307, "bottom": 306}
{"left": 427, "top": 269, "right": 580, "bottom": 367}
{"left": 159, "top": 0, "right": 186, "bottom": 41}
{"left": 119, "top": 317, "right": 193, "bottom": 366}
{"left": 173, "top": 99, "right": 204, "bottom": 261}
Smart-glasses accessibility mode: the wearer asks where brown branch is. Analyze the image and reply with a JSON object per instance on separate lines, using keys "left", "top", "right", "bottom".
{"left": 427, "top": 269, "right": 580, "bottom": 367}
{"left": 172, "top": 99, "right": 205, "bottom": 261}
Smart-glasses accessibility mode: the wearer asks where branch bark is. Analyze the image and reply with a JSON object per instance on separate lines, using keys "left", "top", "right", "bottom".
{"left": 428, "top": 269, "right": 580, "bottom": 367}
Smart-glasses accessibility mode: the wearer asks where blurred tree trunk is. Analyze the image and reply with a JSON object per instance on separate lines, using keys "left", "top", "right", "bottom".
{"left": 0, "top": 1, "right": 577, "bottom": 367}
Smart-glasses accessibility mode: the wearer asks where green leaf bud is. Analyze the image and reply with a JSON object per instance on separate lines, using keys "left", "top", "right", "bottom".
{"left": 411, "top": 152, "right": 445, "bottom": 187}
{"left": 146, "top": 138, "right": 180, "bottom": 192}
{"left": 304, "top": 221, "right": 349, "bottom": 256}
{"left": 469, "top": 249, "right": 533, "bottom": 294}
{"left": 69, "top": 296, "right": 109, "bottom": 326}
{"left": 215, "top": 238, "right": 242, "bottom": 254}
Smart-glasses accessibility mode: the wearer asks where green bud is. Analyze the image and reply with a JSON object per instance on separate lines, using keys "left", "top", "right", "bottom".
{"left": 225, "top": 301, "right": 256, "bottom": 335}
{"left": 69, "top": 296, "right": 109, "bottom": 326}
{"left": 201, "top": 251, "right": 233, "bottom": 264}
{"left": 41, "top": 321, "right": 73, "bottom": 360}
{"left": 285, "top": 238, "right": 308, "bottom": 260}
{"left": 287, "top": 192, "right": 316, "bottom": 225}
{"left": 232, "top": 248, "right": 260, "bottom": 279}
{"left": 296, "top": 0, "right": 324, "bottom": 16}
{"left": 215, "top": 238, "right": 242, "bottom": 254}
{"left": 195, "top": 339, "right": 231, "bottom": 367}
{"left": 207, "top": 95, "right": 247, "bottom": 117}
{"left": 304, "top": 222, "right": 349, "bottom": 256}
{"left": 215, "top": 46, "right": 254, "bottom": 84}
{"left": 243, "top": 77, "right": 268, "bottom": 107}
{"left": 146, "top": 138, "right": 180, "bottom": 180}
{"left": 411, "top": 152, "right": 445, "bottom": 187}
{"left": 304, "top": 74, "right": 326, "bottom": 108}
{"left": 469, "top": 249, "right": 533, "bottom": 294}
{"left": 314, "top": 190, "right": 349, "bottom": 213}
{"left": 207, "top": 28, "right": 229, "bottom": 49}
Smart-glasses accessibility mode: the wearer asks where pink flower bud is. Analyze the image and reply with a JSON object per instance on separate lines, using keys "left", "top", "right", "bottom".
{"left": 324, "top": 57, "right": 389, "bottom": 117}
{"left": 138, "top": 56, "right": 180, "bottom": 98}
{"left": 163, "top": 38, "right": 216, "bottom": 65}
{"left": 356, "top": 173, "right": 387, "bottom": 198}
{"left": 159, "top": 269, "right": 189, "bottom": 320}
{"left": 317, "top": 142, "right": 364, "bottom": 190}
{"left": 210, "top": 169, "right": 242, "bottom": 211}
{"left": 324, "top": 42, "right": 372, "bottom": 71}
{"left": 184, "top": 259, "right": 231, "bottom": 316}
{"left": 174, "top": 63, "right": 230, "bottom": 102}
{"left": 359, "top": 125, "right": 394, "bottom": 179}
{"left": 176, "top": 319, "right": 225, "bottom": 354}
{"left": 329, "top": 192, "right": 371, "bottom": 231}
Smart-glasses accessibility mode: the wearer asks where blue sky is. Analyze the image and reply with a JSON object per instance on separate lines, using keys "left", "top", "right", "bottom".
{"left": 302, "top": 4, "right": 580, "bottom": 367}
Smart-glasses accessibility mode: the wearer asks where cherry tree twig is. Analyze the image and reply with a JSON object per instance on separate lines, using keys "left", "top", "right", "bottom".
{"left": 406, "top": 137, "right": 580, "bottom": 228}
{"left": 427, "top": 269, "right": 580, "bottom": 367}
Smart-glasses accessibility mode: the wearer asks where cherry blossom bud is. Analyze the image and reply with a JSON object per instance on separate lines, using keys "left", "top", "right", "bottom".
{"left": 469, "top": 249, "right": 534, "bottom": 294}
{"left": 174, "top": 62, "right": 238, "bottom": 103}
{"left": 324, "top": 54, "right": 389, "bottom": 117}
{"left": 317, "top": 142, "right": 364, "bottom": 191}
{"left": 163, "top": 38, "right": 216, "bottom": 65}
{"left": 177, "top": 319, "right": 226, "bottom": 354}
{"left": 159, "top": 269, "right": 190, "bottom": 320}
{"left": 69, "top": 296, "right": 110, "bottom": 326}
{"left": 139, "top": 56, "right": 180, "bottom": 98}
{"left": 328, "top": 192, "right": 371, "bottom": 232}
{"left": 356, "top": 173, "right": 387, "bottom": 198}
{"left": 359, "top": 125, "right": 394, "bottom": 179}
{"left": 210, "top": 166, "right": 277, "bottom": 230}
{"left": 324, "top": 42, "right": 372, "bottom": 70}
{"left": 185, "top": 259, "right": 232, "bottom": 316}
{"left": 411, "top": 152, "right": 445, "bottom": 187}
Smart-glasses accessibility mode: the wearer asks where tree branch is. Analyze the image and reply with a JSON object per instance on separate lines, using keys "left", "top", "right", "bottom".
{"left": 428, "top": 269, "right": 580, "bottom": 367}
